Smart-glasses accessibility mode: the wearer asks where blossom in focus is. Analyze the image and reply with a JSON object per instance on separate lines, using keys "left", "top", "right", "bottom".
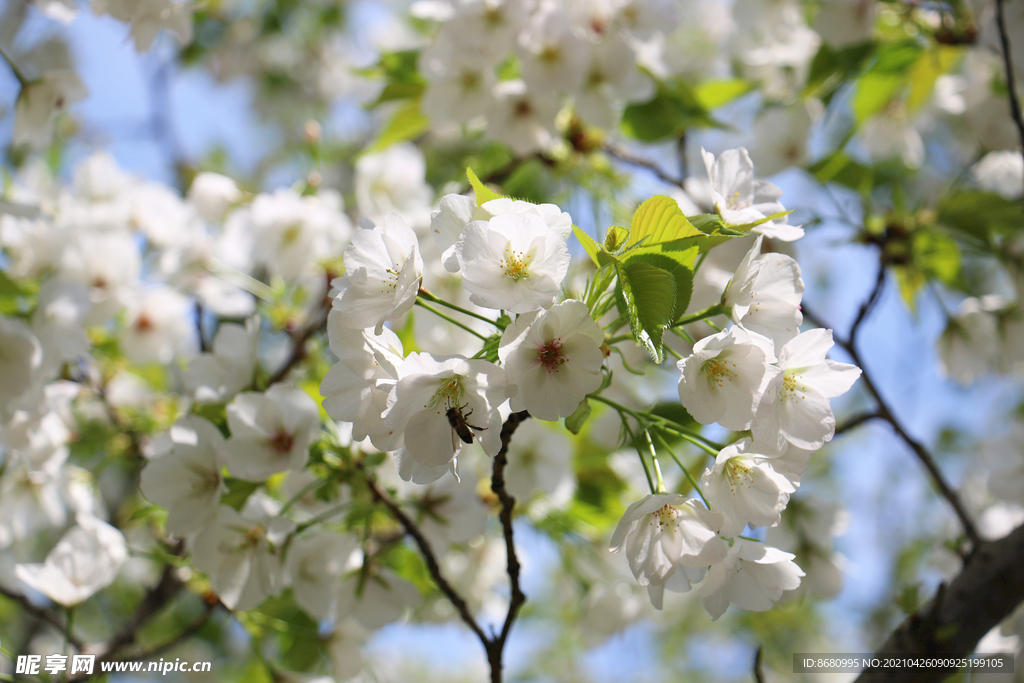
{"left": 701, "top": 147, "right": 803, "bottom": 241}
{"left": 610, "top": 493, "right": 728, "bottom": 609}
{"left": 753, "top": 328, "right": 862, "bottom": 450}
{"left": 701, "top": 437, "right": 797, "bottom": 538}
{"left": 332, "top": 213, "right": 423, "bottom": 335}
{"left": 724, "top": 235, "right": 804, "bottom": 346}
{"left": 456, "top": 212, "right": 571, "bottom": 313}
{"left": 15, "top": 514, "right": 128, "bottom": 606}
{"left": 383, "top": 353, "right": 515, "bottom": 477}
{"left": 499, "top": 299, "right": 605, "bottom": 420}
{"left": 698, "top": 538, "right": 804, "bottom": 620}
{"left": 676, "top": 325, "right": 777, "bottom": 431}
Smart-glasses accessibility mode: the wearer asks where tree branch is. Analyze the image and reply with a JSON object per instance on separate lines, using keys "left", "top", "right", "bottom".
{"left": 854, "top": 522, "right": 1024, "bottom": 682}
{"left": 801, "top": 304, "right": 982, "bottom": 548}
{"left": 0, "top": 586, "right": 85, "bottom": 652}
{"left": 486, "top": 410, "right": 530, "bottom": 683}
{"left": 361, "top": 470, "right": 490, "bottom": 647}
{"left": 266, "top": 277, "right": 333, "bottom": 387}
{"left": 603, "top": 143, "right": 686, "bottom": 190}
{"left": 994, "top": 0, "right": 1024, "bottom": 208}
{"left": 835, "top": 411, "right": 880, "bottom": 436}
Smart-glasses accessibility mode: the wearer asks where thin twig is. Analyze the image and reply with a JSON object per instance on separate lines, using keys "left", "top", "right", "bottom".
{"left": 835, "top": 411, "right": 880, "bottom": 435}
{"left": 194, "top": 300, "right": 209, "bottom": 353}
{"left": 362, "top": 471, "right": 490, "bottom": 647}
{"left": 0, "top": 43, "right": 27, "bottom": 86}
{"left": 266, "top": 278, "right": 333, "bottom": 387}
{"left": 753, "top": 645, "right": 766, "bottom": 683}
{"left": 486, "top": 410, "right": 530, "bottom": 683}
{"left": 994, "top": 0, "right": 1024, "bottom": 208}
{"left": 801, "top": 304, "right": 982, "bottom": 548}
{"left": 849, "top": 263, "right": 886, "bottom": 348}
{"left": 0, "top": 586, "right": 85, "bottom": 652}
{"left": 603, "top": 142, "right": 686, "bottom": 190}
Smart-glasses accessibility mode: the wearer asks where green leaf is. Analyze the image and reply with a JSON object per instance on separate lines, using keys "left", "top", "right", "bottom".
{"left": 628, "top": 195, "right": 703, "bottom": 248}
{"left": 466, "top": 166, "right": 504, "bottom": 206}
{"left": 573, "top": 224, "right": 605, "bottom": 267}
{"left": 809, "top": 151, "right": 876, "bottom": 194}
{"left": 604, "top": 225, "right": 630, "bottom": 252}
{"left": 694, "top": 78, "right": 753, "bottom": 109}
{"left": 938, "top": 190, "right": 1024, "bottom": 241}
{"left": 366, "top": 98, "right": 428, "bottom": 153}
{"left": 620, "top": 79, "right": 721, "bottom": 142}
{"left": 221, "top": 478, "right": 261, "bottom": 511}
{"left": 805, "top": 40, "right": 877, "bottom": 103}
{"left": 623, "top": 250, "right": 696, "bottom": 322}
{"left": 905, "top": 46, "right": 963, "bottom": 112}
{"left": 565, "top": 398, "right": 593, "bottom": 435}
{"left": 853, "top": 72, "right": 904, "bottom": 122}
{"left": 615, "top": 259, "right": 676, "bottom": 363}
{"left": 368, "top": 81, "right": 426, "bottom": 108}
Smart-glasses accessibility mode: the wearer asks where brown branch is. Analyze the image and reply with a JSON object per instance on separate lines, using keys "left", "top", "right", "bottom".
{"left": 603, "top": 142, "right": 686, "bottom": 190}
{"left": 854, "top": 522, "right": 1024, "bottom": 682}
{"left": 849, "top": 263, "right": 886, "bottom": 348}
{"left": 994, "top": 0, "right": 1024, "bottom": 208}
{"left": 266, "top": 277, "right": 333, "bottom": 387}
{"left": 801, "top": 304, "right": 982, "bottom": 548}
{"left": 361, "top": 470, "right": 491, "bottom": 647}
{"left": 753, "top": 645, "right": 766, "bottom": 683}
{"left": 835, "top": 411, "right": 880, "bottom": 435}
{"left": 486, "top": 410, "right": 530, "bottom": 683}
{"left": 0, "top": 585, "right": 85, "bottom": 652}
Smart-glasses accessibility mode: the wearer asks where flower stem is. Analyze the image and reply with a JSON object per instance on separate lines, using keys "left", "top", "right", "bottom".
{"left": 643, "top": 430, "right": 667, "bottom": 493}
{"left": 589, "top": 394, "right": 725, "bottom": 453}
{"left": 0, "top": 45, "right": 28, "bottom": 87}
{"left": 672, "top": 303, "right": 728, "bottom": 328}
{"left": 653, "top": 430, "right": 710, "bottom": 508}
{"left": 418, "top": 288, "right": 502, "bottom": 329}
{"left": 622, "top": 420, "right": 656, "bottom": 494}
{"left": 415, "top": 299, "right": 489, "bottom": 341}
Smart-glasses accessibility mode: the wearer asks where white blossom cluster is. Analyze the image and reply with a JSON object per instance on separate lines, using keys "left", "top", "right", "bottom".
{"left": 609, "top": 149, "right": 860, "bottom": 619}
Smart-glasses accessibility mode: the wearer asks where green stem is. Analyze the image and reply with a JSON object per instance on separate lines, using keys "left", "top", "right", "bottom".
{"left": 653, "top": 430, "right": 710, "bottom": 508}
{"left": 672, "top": 326, "right": 696, "bottom": 345}
{"left": 0, "top": 45, "right": 27, "bottom": 87}
{"left": 415, "top": 299, "right": 488, "bottom": 341}
{"left": 643, "top": 430, "right": 667, "bottom": 493}
{"left": 664, "top": 344, "right": 683, "bottom": 361}
{"left": 589, "top": 394, "right": 724, "bottom": 453}
{"left": 672, "top": 303, "right": 728, "bottom": 328}
{"left": 418, "top": 289, "right": 502, "bottom": 329}
{"left": 622, "top": 420, "right": 656, "bottom": 494}
{"left": 279, "top": 477, "right": 325, "bottom": 515}
{"left": 294, "top": 502, "right": 350, "bottom": 533}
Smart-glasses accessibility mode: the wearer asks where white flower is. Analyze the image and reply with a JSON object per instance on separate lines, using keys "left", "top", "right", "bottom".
{"left": 498, "top": 300, "right": 605, "bottom": 420}
{"left": 190, "top": 496, "right": 295, "bottom": 611}
{"left": 403, "top": 470, "right": 488, "bottom": 549}
{"left": 121, "top": 285, "right": 196, "bottom": 365}
{"left": 183, "top": 317, "right": 260, "bottom": 404}
{"left": 676, "top": 326, "right": 777, "bottom": 431}
{"left": 753, "top": 328, "right": 862, "bottom": 450}
{"left": 751, "top": 104, "right": 814, "bottom": 176}
{"left": 0, "top": 459, "right": 67, "bottom": 548}
{"left": 701, "top": 147, "right": 803, "bottom": 241}
{"left": 188, "top": 172, "right": 241, "bottom": 223}
{"left": 937, "top": 297, "right": 1000, "bottom": 385}
{"left": 503, "top": 419, "right": 576, "bottom": 513}
{"left": 420, "top": 44, "right": 496, "bottom": 126}
{"left": 456, "top": 213, "right": 571, "bottom": 313}
{"left": 248, "top": 189, "right": 352, "bottom": 279}
{"left": 383, "top": 354, "right": 516, "bottom": 475}
{"left": 724, "top": 235, "right": 805, "bottom": 345}
{"left": 92, "top": 0, "right": 193, "bottom": 51}
{"left": 332, "top": 213, "right": 423, "bottom": 335}
{"left": 698, "top": 539, "right": 804, "bottom": 620}
{"left": 30, "top": 279, "right": 91, "bottom": 377}
{"left": 574, "top": 37, "right": 654, "bottom": 130}
{"left": 431, "top": 194, "right": 572, "bottom": 273}
{"left": 971, "top": 151, "right": 1023, "bottom": 200}
{"left": 0, "top": 316, "right": 42, "bottom": 416}
{"left": 221, "top": 384, "right": 322, "bottom": 482}
{"left": 286, "top": 531, "right": 357, "bottom": 620}
{"left": 13, "top": 71, "right": 88, "bottom": 148}
{"left": 609, "top": 493, "right": 728, "bottom": 610}
{"left": 336, "top": 567, "right": 422, "bottom": 630}
{"left": 517, "top": 6, "right": 590, "bottom": 95}
{"left": 139, "top": 416, "right": 226, "bottom": 537}
{"left": 487, "top": 80, "right": 560, "bottom": 155}
{"left": 701, "top": 438, "right": 797, "bottom": 538}
{"left": 320, "top": 311, "right": 405, "bottom": 450}
{"left": 15, "top": 514, "right": 128, "bottom": 606}
{"left": 355, "top": 143, "right": 434, "bottom": 228}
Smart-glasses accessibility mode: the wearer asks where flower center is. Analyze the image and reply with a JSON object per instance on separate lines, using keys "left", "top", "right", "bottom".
{"left": 652, "top": 504, "right": 680, "bottom": 530}
{"left": 780, "top": 371, "right": 805, "bottom": 402}
{"left": 500, "top": 245, "right": 532, "bottom": 281}
{"left": 536, "top": 338, "right": 566, "bottom": 373}
{"left": 726, "top": 191, "right": 749, "bottom": 211}
{"left": 701, "top": 357, "right": 737, "bottom": 389}
{"left": 135, "top": 313, "right": 154, "bottom": 333}
{"left": 724, "top": 458, "right": 754, "bottom": 493}
{"left": 269, "top": 429, "right": 294, "bottom": 454}
{"left": 429, "top": 377, "right": 462, "bottom": 410}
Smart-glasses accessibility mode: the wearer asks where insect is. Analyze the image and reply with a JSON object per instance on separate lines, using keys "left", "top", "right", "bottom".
{"left": 446, "top": 402, "right": 487, "bottom": 450}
